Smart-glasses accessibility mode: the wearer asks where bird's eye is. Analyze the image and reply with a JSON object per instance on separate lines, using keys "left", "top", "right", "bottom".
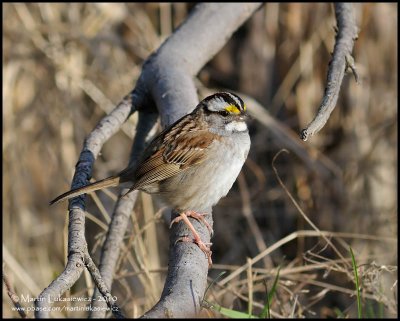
{"left": 219, "top": 110, "right": 229, "bottom": 117}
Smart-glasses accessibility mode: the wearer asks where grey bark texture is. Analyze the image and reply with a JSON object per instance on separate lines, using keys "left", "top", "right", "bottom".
{"left": 36, "top": 94, "right": 136, "bottom": 318}
{"left": 301, "top": 3, "right": 359, "bottom": 141}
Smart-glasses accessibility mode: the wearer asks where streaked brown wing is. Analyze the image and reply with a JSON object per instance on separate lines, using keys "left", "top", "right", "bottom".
{"left": 120, "top": 113, "right": 219, "bottom": 191}
{"left": 163, "top": 130, "right": 217, "bottom": 168}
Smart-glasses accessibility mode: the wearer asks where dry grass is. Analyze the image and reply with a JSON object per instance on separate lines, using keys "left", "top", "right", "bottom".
{"left": 3, "top": 3, "right": 397, "bottom": 318}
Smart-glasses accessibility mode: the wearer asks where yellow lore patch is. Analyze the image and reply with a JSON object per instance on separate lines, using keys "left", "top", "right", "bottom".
{"left": 224, "top": 104, "right": 241, "bottom": 114}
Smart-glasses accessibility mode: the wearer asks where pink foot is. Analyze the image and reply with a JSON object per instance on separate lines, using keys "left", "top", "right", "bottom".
{"left": 171, "top": 211, "right": 214, "bottom": 267}
{"left": 176, "top": 235, "right": 213, "bottom": 266}
{"left": 170, "top": 210, "right": 213, "bottom": 236}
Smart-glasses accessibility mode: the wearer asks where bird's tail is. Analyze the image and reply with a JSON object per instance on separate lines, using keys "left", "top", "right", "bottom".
{"left": 50, "top": 176, "right": 120, "bottom": 205}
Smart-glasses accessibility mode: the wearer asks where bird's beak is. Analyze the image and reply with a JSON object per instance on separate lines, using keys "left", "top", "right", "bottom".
{"left": 238, "top": 112, "right": 249, "bottom": 121}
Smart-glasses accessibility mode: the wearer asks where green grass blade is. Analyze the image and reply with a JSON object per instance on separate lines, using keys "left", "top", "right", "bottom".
{"left": 334, "top": 307, "right": 346, "bottom": 318}
{"left": 203, "top": 271, "right": 260, "bottom": 318}
{"left": 259, "top": 266, "right": 281, "bottom": 318}
{"left": 202, "top": 271, "right": 227, "bottom": 306}
{"left": 349, "top": 247, "right": 362, "bottom": 318}
{"left": 209, "top": 303, "right": 259, "bottom": 319}
{"left": 261, "top": 281, "right": 270, "bottom": 319}
{"left": 366, "top": 299, "right": 376, "bottom": 318}
{"left": 378, "top": 299, "right": 384, "bottom": 318}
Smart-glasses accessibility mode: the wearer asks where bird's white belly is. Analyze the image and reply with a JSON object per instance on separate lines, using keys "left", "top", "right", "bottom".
{"left": 161, "top": 133, "right": 250, "bottom": 212}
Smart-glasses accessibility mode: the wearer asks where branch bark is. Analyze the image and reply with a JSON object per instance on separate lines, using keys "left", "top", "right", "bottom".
{"left": 89, "top": 110, "right": 159, "bottom": 318}
{"left": 138, "top": 3, "right": 262, "bottom": 317}
{"left": 39, "top": 3, "right": 262, "bottom": 318}
{"left": 300, "top": 3, "right": 359, "bottom": 141}
{"left": 36, "top": 94, "right": 136, "bottom": 318}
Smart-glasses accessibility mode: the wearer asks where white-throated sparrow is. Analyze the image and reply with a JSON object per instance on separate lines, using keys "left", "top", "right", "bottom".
{"left": 50, "top": 92, "right": 251, "bottom": 264}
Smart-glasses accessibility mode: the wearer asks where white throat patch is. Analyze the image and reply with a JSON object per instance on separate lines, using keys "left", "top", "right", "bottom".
{"left": 225, "top": 121, "right": 248, "bottom": 132}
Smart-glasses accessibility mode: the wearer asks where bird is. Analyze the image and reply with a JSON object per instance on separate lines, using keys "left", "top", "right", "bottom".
{"left": 50, "top": 92, "right": 251, "bottom": 265}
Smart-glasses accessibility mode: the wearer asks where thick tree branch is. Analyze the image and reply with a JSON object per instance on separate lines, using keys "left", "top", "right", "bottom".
{"left": 93, "top": 3, "right": 263, "bottom": 318}
{"left": 139, "top": 4, "right": 262, "bottom": 317}
{"left": 40, "top": 3, "right": 262, "bottom": 318}
{"left": 300, "top": 3, "right": 359, "bottom": 141}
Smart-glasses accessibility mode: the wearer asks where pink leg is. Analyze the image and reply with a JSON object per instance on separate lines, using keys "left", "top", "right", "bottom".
{"left": 170, "top": 210, "right": 213, "bottom": 236}
{"left": 171, "top": 211, "right": 213, "bottom": 266}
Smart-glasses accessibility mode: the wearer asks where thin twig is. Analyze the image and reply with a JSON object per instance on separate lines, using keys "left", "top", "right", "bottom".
{"left": 301, "top": 3, "right": 359, "bottom": 141}
{"left": 247, "top": 257, "right": 253, "bottom": 315}
{"left": 84, "top": 253, "right": 125, "bottom": 318}
{"left": 271, "top": 149, "right": 349, "bottom": 266}
{"left": 3, "top": 267, "right": 27, "bottom": 318}
{"left": 238, "top": 173, "right": 271, "bottom": 268}
{"left": 218, "top": 230, "right": 365, "bottom": 287}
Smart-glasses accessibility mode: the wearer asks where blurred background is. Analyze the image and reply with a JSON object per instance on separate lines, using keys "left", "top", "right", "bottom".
{"left": 3, "top": 3, "right": 397, "bottom": 318}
